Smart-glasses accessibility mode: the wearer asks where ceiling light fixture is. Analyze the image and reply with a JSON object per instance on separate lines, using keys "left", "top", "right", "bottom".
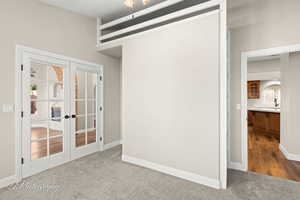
{"left": 124, "top": 0, "right": 134, "bottom": 8}
{"left": 143, "top": 0, "right": 150, "bottom": 5}
{"left": 124, "top": 0, "right": 150, "bottom": 8}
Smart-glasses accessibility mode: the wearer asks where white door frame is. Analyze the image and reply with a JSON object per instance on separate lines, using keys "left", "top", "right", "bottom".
{"left": 227, "top": 30, "right": 231, "bottom": 168}
{"left": 219, "top": 0, "right": 227, "bottom": 189}
{"left": 240, "top": 44, "right": 300, "bottom": 171}
{"left": 15, "top": 45, "right": 104, "bottom": 181}
{"left": 70, "top": 62, "right": 103, "bottom": 160}
{"left": 21, "top": 52, "right": 71, "bottom": 178}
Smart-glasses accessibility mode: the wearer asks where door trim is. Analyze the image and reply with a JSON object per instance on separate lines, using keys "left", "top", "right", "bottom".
{"left": 219, "top": 0, "right": 227, "bottom": 189}
{"left": 239, "top": 44, "right": 300, "bottom": 172}
{"left": 21, "top": 52, "right": 70, "bottom": 178}
{"left": 70, "top": 62, "right": 103, "bottom": 160}
{"left": 15, "top": 45, "right": 104, "bottom": 181}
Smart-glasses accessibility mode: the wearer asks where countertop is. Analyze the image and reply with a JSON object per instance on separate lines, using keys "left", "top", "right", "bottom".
{"left": 248, "top": 107, "right": 280, "bottom": 113}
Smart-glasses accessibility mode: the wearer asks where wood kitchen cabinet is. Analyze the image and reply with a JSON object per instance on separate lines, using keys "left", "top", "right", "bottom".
{"left": 248, "top": 111, "right": 254, "bottom": 126}
{"left": 248, "top": 81, "right": 260, "bottom": 99}
{"left": 268, "top": 113, "right": 280, "bottom": 136}
{"left": 248, "top": 111, "right": 280, "bottom": 139}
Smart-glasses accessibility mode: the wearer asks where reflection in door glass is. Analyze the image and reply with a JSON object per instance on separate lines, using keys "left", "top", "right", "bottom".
{"left": 31, "top": 140, "right": 48, "bottom": 160}
{"left": 30, "top": 81, "right": 47, "bottom": 100}
{"left": 31, "top": 62, "right": 47, "bottom": 81}
{"left": 76, "top": 116, "right": 86, "bottom": 131}
{"left": 75, "top": 100, "right": 85, "bottom": 115}
{"left": 87, "top": 100, "right": 96, "bottom": 114}
{"left": 50, "top": 136, "right": 63, "bottom": 155}
{"left": 50, "top": 101, "right": 63, "bottom": 120}
{"left": 31, "top": 101, "right": 48, "bottom": 120}
{"left": 49, "top": 66, "right": 64, "bottom": 82}
{"left": 87, "top": 72, "right": 97, "bottom": 99}
{"left": 87, "top": 115, "right": 96, "bottom": 129}
{"left": 74, "top": 70, "right": 98, "bottom": 147}
{"left": 49, "top": 124, "right": 63, "bottom": 137}
{"left": 31, "top": 123, "right": 48, "bottom": 140}
{"left": 87, "top": 130, "right": 96, "bottom": 144}
{"left": 49, "top": 66, "right": 64, "bottom": 100}
{"left": 75, "top": 71, "right": 85, "bottom": 99}
{"left": 76, "top": 133, "right": 86, "bottom": 147}
{"left": 30, "top": 61, "right": 65, "bottom": 161}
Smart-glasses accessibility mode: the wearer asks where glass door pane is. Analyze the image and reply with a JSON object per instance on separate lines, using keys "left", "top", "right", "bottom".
{"left": 30, "top": 61, "right": 65, "bottom": 160}
{"left": 75, "top": 70, "right": 86, "bottom": 147}
{"left": 74, "top": 70, "right": 98, "bottom": 147}
{"left": 86, "top": 72, "right": 97, "bottom": 145}
{"left": 71, "top": 64, "right": 101, "bottom": 158}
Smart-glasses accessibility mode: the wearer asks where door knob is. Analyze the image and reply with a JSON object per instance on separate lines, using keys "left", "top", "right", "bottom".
{"left": 64, "top": 115, "right": 70, "bottom": 119}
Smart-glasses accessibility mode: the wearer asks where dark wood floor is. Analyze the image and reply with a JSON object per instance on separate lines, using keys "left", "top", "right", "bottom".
{"left": 248, "top": 126, "right": 300, "bottom": 181}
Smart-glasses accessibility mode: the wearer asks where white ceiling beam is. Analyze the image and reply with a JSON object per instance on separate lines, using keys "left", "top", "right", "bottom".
{"left": 99, "top": 0, "right": 184, "bottom": 30}
{"left": 99, "top": 0, "right": 221, "bottom": 42}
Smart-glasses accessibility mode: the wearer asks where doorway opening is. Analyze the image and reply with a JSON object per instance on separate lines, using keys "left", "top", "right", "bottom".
{"left": 241, "top": 45, "right": 300, "bottom": 182}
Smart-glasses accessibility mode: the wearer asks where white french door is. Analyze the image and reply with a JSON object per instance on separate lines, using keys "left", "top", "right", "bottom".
{"left": 21, "top": 50, "right": 103, "bottom": 178}
{"left": 22, "top": 52, "right": 70, "bottom": 177}
{"left": 70, "top": 62, "right": 103, "bottom": 160}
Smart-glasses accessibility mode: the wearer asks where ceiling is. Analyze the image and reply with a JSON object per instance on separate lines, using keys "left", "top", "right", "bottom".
{"left": 227, "top": 0, "right": 256, "bottom": 10}
{"left": 38, "top": 0, "right": 254, "bottom": 24}
{"left": 39, "top": 0, "right": 166, "bottom": 22}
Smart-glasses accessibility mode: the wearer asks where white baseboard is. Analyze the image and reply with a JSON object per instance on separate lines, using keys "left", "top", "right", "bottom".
{"left": 0, "top": 175, "right": 16, "bottom": 189}
{"left": 103, "top": 140, "right": 122, "bottom": 151}
{"left": 279, "top": 144, "right": 300, "bottom": 162}
{"left": 122, "top": 155, "right": 220, "bottom": 189}
{"left": 228, "top": 162, "right": 246, "bottom": 171}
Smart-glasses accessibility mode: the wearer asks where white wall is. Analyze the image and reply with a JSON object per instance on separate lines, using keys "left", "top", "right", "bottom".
{"left": 280, "top": 52, "right": 300, "bottom": 156}
{"left": 229, "top": 0, "right": 300, "bottom": 163}
{"left": 248, "top": 58, "right": 280, "bottom": 73}
{"left": 248, "top": 72, "right": 280, "bottom": 81}
{"left": 122, "top": 12, "right": 221, "bottom": 183}
{"left": 0, "top": 0, "right": 121, "bottom": 179}
{"left": 248, "top": 58, "right": 281, "bottom": 83}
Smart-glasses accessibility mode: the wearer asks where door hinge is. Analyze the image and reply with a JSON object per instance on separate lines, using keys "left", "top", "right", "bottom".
{"left": 99, "top": 76, "right": 102, "bottom": 81}
{"left": 100, "top": 137, "right": 103, "bottom": 142}
{"left": 21, "top": 111, "right": 24, "bottom": 118}
{"left": 100, "top": 107, "right": 103, "bottom": 111}
{"left": 21, "top": 157, "right": 24, "bottom": 165}
{"left": 21, "top": 64, "right": 24, "bottom": 71}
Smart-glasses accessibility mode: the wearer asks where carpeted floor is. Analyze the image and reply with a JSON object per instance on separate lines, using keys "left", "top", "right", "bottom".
{"left": 0, "top": 145, "right": 299, "bottom": 200}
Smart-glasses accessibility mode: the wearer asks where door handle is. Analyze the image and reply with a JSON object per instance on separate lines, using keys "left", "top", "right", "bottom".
{"left": 71, "top": 114, "right": 76, "bottom": 119}
{"left": 64, "top": 115, "right": 70, "bottom": 119}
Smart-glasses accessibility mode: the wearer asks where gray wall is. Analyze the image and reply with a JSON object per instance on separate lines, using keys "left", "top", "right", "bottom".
{"left": 229, "top": 0, "right": 300, "bottom": 163}
{"left": 281, "top": 52, "right": 300, "bottom": 155}
{"left": 122, "top": 12, "right": 221, "bottom": 181}
{"left": 248, "top": 59, "right": 281, "bottom": 73}
{"left": 0, "top": 0, "right": 121, "bottom": 179}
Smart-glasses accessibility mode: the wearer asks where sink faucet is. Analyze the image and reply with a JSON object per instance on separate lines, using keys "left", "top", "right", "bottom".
{"left": 274, "top": 98, "right": 279, "bottom": 108}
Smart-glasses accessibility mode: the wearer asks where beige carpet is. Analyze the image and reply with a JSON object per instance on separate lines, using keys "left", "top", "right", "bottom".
{"left": 0, "top": 145, "right": 299, "bottom": 200}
